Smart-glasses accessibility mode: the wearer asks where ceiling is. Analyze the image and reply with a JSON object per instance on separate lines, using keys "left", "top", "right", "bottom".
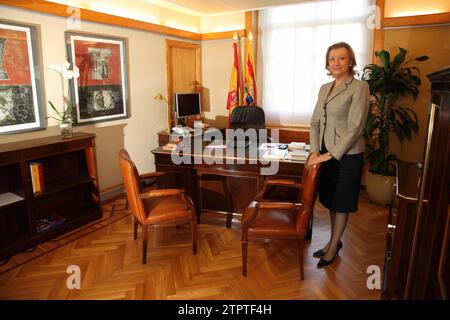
{"left": 139, "top": 0, "right": 310, "bottom": 16}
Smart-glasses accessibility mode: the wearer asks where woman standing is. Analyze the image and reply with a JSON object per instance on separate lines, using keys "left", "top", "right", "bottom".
{"left": 308, "top": 42, "right": 370, "bottom": 268}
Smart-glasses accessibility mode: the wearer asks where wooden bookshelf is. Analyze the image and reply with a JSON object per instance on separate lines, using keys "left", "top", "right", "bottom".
{"left": 0, "top": 132, "right": 102, "bottom": 260}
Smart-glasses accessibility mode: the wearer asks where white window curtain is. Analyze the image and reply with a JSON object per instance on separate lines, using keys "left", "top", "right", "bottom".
{"left": 259, "top": 0, "right": 374, "bottom": 127}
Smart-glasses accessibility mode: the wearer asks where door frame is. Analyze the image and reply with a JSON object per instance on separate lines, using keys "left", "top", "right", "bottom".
{"left": 165, "top": 39, "right": 202, "bottom": 129}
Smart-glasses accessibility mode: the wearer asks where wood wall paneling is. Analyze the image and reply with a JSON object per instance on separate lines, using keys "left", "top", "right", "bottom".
{"left": 201, "top": 29, "right": 246, "bottom": 41}
{"left": 383, "top": 12, "right": 450, "bottom": 28}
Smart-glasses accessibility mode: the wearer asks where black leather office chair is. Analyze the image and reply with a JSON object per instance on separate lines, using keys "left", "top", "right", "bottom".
{"left": 229, "top": 106, "right": 268, "bottom": 147}
{"left": 230, "top": 106, "right": 265, "bottom": 131}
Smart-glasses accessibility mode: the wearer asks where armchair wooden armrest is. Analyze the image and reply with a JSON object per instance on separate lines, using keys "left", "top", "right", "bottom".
{"left": 139, "top": 171, "right": 165, "bottom": 180}
{"left": 140, "top": 189, "right": 184, "bottom": 199}
{"left": 264, "top": 178, "right": 303, "bottom": 189}
{"left": 255, "top": 201, "right": 300, "bottom": 210}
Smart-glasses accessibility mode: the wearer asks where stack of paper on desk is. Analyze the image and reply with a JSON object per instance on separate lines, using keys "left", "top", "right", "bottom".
{"left": 288, "top": 142, "right": 306, "bottom": 150}
{"left": 258, "top": 143, "right": 281, "bottom": 150}
{"left": 261, "top": 148, "right": 287, "bottom": 160}
{"left": 286, "top": 149, "right": 309, "bottom": 161}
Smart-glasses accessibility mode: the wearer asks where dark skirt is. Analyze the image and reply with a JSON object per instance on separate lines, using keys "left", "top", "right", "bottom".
{"left": 319, "top": 145, "right": 364, "bottom": 213}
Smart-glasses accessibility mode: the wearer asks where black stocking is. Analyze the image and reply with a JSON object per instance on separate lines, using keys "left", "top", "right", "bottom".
{"left": 323, "top": 212, "right": 348, "bottom": 261}
{"left": 319, "top": 210, "right": 336, "bottom": 252}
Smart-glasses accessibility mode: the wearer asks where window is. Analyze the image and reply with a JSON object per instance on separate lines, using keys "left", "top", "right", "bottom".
{"left": 259, "top": 0, "right": 374, "bottom": 127}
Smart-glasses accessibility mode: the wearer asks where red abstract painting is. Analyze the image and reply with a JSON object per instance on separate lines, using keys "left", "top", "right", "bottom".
{"left": 66, "top": 32, "right": 129, "bottom": 124}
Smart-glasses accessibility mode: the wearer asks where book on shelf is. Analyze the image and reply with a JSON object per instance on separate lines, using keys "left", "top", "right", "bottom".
{"left": 35, "top": 214, "right": 66, "bottom": 233}
{"left": 0, "top": 192, "right": 24, "bottom": 207}
{"left": 29, "top": 162, "right": 44, "bottom": 194}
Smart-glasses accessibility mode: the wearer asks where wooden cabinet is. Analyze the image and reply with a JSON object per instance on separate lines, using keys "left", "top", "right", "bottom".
{"left": 410, "top": 67, "right": 450, "bottom": 299}
{"left": 0, "top": 132, "right": 102, "bottom": 260}
{"left": 382, "top": 67, "right": 450, "bottom": 299}
{"left": 382, "top": 161, "right": 421, "bottom": 299}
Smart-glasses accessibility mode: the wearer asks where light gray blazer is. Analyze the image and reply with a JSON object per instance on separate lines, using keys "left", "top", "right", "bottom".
{"left": 310, "top": 76, "right": 370, "bottom": 161}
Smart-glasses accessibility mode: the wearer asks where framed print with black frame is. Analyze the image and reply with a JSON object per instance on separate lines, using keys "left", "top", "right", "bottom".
{"left": 0, "top": 20, "right": 45, "bottom": 135}
{"left": 65, "top": 31, "right": 130, "bottom": 125}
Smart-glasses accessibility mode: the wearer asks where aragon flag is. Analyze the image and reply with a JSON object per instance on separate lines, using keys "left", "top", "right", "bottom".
{"left": 226, "top": 35, "right": 241, "bottom": 127}
{"left": 243, "top": 32, "right": 257, "bottom": 106}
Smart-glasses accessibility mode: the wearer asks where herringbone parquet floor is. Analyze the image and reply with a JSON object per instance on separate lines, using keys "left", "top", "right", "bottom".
{"left": 0, "top": 193, "right": 388, "bottom": 300}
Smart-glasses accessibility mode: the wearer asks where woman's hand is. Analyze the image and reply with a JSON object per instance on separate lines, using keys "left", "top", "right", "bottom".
{"left": 307, "top": 152, "right": 320, "bottom": 166}
{"left": 308, "top": 152, "right": 333, "bottom": 166}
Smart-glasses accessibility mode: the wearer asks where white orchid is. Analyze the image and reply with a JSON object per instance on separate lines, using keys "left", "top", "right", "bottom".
{"left": 47, "top": 61, "right": 80, "bottom": 124}
{"left": 61, "top": 61, "right": 80, "bottom": 80}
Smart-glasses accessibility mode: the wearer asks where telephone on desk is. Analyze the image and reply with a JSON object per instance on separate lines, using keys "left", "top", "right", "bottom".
{"left": 171, "top": 126, "right": 193, "bottom": 135}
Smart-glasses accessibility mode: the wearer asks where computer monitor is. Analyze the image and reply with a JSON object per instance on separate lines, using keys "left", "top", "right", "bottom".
{"left": 175, "top": 92, "right": 201, "bottom": 118}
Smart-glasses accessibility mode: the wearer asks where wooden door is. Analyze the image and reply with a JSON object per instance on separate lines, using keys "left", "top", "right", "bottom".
{"left": 166, "top": 40, "right": 201, "bottom": 129}
{"left": 407, "top": 68, "right": 450, "bottom": 299}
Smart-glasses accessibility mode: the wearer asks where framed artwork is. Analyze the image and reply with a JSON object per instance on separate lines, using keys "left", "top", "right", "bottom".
{"left": 0, "top": 20, "right": 45, "bottom": 134}
{"left": 65, "top": 31, "right": 129, "bottom": 124}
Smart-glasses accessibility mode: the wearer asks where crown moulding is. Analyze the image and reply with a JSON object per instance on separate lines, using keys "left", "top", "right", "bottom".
{"left": 0, "top": 0, "right": 246, "bottom": 41}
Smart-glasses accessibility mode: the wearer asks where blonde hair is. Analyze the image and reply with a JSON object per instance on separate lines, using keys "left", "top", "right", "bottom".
{"left": 325, "top": 42, "right": 357, "bottom": 76}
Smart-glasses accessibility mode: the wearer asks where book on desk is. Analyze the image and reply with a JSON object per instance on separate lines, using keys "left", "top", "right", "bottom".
{"left": 286, "top": 149, "right": 308, "bottom": 161}
{"left": 259, "top": 142, "right": 309, "bottom": 161}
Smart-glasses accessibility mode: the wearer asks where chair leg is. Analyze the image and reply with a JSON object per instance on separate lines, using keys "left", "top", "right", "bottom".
{"left": 298, "top": 240, "right": 304, "bottom": 280}
{"left": 142, "top": 225, "right": 149, "bottom": 264}
{"left": 306, "top": 217, "right": 313, "bottom": 240}
{"left": 192, "top": 222, "right": 197, "bottom": 254}
{"left": 133, "top": 218, "right": 138, "bottom": 240}
{"left": 226, "top": 213, "right": 232, "bottom": 229}
{"left": 242, "top": 241, "right": 248, "bottom": 276}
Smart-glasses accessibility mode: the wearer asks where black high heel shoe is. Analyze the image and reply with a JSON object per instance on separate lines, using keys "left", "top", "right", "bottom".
{"left": 313, "top": 240, "right": 342, "bottom": 258}
{"left": 317, "top": 242, "right": 343, "bottom": 268}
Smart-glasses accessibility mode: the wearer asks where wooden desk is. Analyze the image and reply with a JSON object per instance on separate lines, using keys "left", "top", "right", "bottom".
{"left": 152, "top": 142, "right": 305, "bottom": 228}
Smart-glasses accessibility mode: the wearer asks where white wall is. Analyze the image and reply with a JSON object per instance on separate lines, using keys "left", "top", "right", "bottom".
{"left": 0, "top": 5, "right": 199, "bottom": 195}
{"left": 200, "top": 12, "right": 245, "bottom": 33}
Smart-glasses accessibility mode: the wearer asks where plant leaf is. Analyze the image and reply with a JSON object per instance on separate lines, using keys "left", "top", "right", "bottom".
{"left": 415, "top": 55, "right": 429, "bottom": 61}
{"left": 48, "top": 101, "right": 63, "bottom": 120}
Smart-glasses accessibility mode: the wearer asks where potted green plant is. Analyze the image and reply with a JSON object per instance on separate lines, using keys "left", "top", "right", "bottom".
{"left": 361, "top": 47, "right": 429, "bottom": 205}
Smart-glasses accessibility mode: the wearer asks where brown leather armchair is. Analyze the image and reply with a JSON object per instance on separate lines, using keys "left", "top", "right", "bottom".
{"left": 241, "top": 160, "right": 321, "bottom": 279}
{"left": 119, "top": 149, "right": 197, "bottom": 264}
